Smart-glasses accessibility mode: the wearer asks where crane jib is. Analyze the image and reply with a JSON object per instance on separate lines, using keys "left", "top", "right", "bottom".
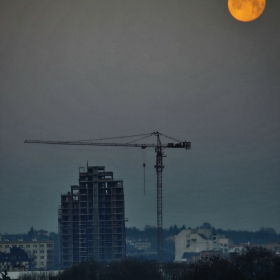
{"left": 24, "top": 140, "right": 191, "bottom": 149}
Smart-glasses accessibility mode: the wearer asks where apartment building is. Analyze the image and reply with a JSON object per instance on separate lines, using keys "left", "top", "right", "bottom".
{"left": 175, "top": 228, "right": 233, "bottom": 262}
{"left": 0, "top": 240, "right": 54, "bottom": 270}
{"left": 59, "top": 165, "right": 126, "bottom": 268}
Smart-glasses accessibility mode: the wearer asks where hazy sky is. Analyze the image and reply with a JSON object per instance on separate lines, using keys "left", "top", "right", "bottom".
{"left": 0, "top": 0, "right": 279, "bottom": 234}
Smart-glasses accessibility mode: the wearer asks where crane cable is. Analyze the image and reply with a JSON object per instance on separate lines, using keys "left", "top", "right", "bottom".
{"left": 74, "top": 133, "right": 152, "bottom": 142}
{"left": 159, "top": 132, "right": 183, "bottom": 143}
{"left": 125, "top": 134, "right": 153, "bottom": 144}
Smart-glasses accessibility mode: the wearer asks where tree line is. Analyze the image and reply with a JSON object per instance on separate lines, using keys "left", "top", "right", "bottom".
{"left": 126, "top": 223, "right": 280, "bottom": 245}
{"left": 15, "top": 246, "right": 280, "bottom": 280}
{"left": 126, "top": 223, "right": 280, "bottom": 262}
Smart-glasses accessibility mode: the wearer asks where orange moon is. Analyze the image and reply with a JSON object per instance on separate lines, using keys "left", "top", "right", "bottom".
{"left": 228, "top": 0, "right": 266, "bottom": 22}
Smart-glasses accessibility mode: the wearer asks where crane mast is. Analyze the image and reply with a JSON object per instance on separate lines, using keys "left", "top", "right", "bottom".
{"left": 155, "top": 132, "right": 164, "bottom": 262}
{"left": 25, "top": 131, "right": 191, "bottom": 262}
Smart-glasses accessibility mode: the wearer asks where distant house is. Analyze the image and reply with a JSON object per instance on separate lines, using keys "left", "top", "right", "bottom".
{"left": 263, "top": 242, "right": 280, "bottom": 254}
{"left": 181, "top": 252, "right": 200, "bottom": 263}
{"left": 175, "top": 228, "right": 233, "bottom": 262}
{"left": 126, "top": 239, "right": 157, "bottom": 259}
{"left": 181, "top": 250, "right": 221, "bottom": 263}
{"left": 126, "top": 239, "right": 151, "bottom": 251}
{"left": 229, "top": 244, "right": 246, "bottom": 254}
{"left": 165, "top": 235, "right": 175, "bottom": 242}
{"left": 35, "top": 230, "right": 48, "bottom": 237}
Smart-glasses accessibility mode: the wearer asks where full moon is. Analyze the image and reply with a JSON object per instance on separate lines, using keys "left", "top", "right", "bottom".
{"left": 228, "top": 0, "right": 266, "bottom": 22}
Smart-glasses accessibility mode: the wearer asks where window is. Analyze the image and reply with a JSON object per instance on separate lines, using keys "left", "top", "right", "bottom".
{"left": 26, "top": 245, "right": 30, "bottom": 248}
{"left": 33, "top": 250, "right": 37, "bottom": 253}
{"left": 224, "top": 244, "right": 228, "bottom": 247}
{"left": 40, "top": 244, "right": 44, "bottom": 247}
{"left": 34, "top": 256, "right": 38, "bottom": 259}
{"left": 40, "top": 256, "right": 44, "bottom": 259}
{"left": 47, "top": 244, "right": 53, "bottom": 248}
{"left": 33, "top": 244, "right": 37, "bottom": 248}
{"left": 40, "top": 250, "right": 44, "bottom": 253}
{"left": 47, "top": 250, "right": 53, "bottom": 254}
{"left": 40, "top": 262, "right": 44, "bottom": 265}
{"left": 19, "top": 245, "right": 23, "bottom": 248}
{"left": 5, "top": 245, "right": 9, "bottom": 248}
{"left": 0, "top": 245, "right": 2, "bottom": 248}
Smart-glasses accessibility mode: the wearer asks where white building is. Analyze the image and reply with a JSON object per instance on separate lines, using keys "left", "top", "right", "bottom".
{"left": 126, "top": 239, "right": 151, "bottom": 251}
{"left": 175, "top": 228, "right": 233, "bottom": 262}
{"left": 0, "top": 240, "right": 54, "bottom": 270}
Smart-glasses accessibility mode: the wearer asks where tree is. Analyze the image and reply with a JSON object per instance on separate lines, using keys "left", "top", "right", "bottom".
{"left": 103, "top": 258, "right": 161, "bottom": 280}
{"left": 57, "top": 261, "right": 101, "bottom": 280}
{"left": 27, "top": 227, "right": 35, "bottom": 239}
{"left": 187, "top": 256, "right": 244, "bottom": 280}
{"left": 272, "top": 256, "right": 280, "bottom": 278}
{"left": 0, "top": 271, "right": 11, "bottom": 280}
{"left": 231, "top": 246, "right": 279, "bottom": 280}
{"left": 169, "top": 226, "right": 173, "bottom": 234}
{"left": 162, "top": 262, "right": 188, "bottom": 280}
{"left": 173, "top": 225, "right": 178, "bottom": 235}
{"left": 201, "top": 222, "right": 212, "bottom": 229}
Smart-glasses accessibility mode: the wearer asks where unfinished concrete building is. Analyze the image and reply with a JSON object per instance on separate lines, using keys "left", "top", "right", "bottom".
{"left": 59, "top": 165, "right": 126, "bottom": 268}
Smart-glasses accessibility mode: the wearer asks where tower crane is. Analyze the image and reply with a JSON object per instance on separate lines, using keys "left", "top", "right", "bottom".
{"left": 25, "top": 131, "right": 191, "bottom": 262}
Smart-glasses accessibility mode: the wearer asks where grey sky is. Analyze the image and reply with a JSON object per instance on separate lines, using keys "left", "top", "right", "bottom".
{"left": 0, "top": 0, "right": 279, "bottom": 234}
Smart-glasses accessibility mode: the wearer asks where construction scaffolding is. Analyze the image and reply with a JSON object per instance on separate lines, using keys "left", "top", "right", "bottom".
{"left": 58, "top": 166, "right": 126, "bottom": 268}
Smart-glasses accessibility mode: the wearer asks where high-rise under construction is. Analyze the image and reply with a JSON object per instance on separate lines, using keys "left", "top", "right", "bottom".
{"left": 58, "top": 165, "right": 126, "bottom": 268}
